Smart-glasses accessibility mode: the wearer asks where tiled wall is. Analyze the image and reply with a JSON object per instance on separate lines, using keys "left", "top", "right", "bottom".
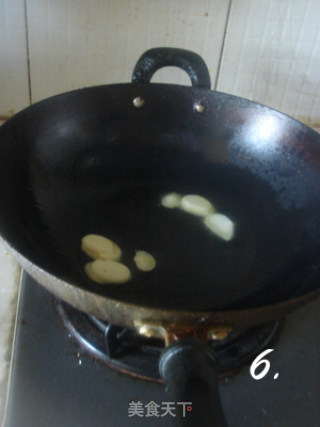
{"left": 0, "top": 0, "right": 29, "bottom": 117}
{"left": 1, "top": 0, "right": 320, "bottom": 125}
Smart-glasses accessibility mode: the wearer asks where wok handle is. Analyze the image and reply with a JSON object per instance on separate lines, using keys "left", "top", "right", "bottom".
{"left": 132, "top": 47, "right": 211, "bottom": 89}
{"left": 159, "top": 338, "right": 228, "bottom": 427}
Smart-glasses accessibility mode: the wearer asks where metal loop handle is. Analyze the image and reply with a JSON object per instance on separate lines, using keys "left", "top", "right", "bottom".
{"left": 132, "top": 47, "right": 211, "bottom": 89}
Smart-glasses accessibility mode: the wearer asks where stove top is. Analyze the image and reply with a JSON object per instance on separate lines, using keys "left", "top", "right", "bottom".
{"left": 3, "top": 273, "right": 320, "bottom": 427}
{"left": 55, "top": 296, "right": 280, "bottom": 381}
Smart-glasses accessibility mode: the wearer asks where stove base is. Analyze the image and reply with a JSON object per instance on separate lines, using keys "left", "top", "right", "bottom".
{"left": 3, "top": 274, "right": 320, "bottom": 427}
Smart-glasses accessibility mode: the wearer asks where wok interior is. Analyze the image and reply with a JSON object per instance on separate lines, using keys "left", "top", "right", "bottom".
{"left": 1, "top": 85, "right": 320, "bottom": 311}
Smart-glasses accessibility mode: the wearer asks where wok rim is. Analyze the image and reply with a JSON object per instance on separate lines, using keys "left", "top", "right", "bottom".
{"left": 2, "top": 82, "right": 320, "bottom": 141}
{"left": 2, "top": 235, "right": 319, "bottom": 333}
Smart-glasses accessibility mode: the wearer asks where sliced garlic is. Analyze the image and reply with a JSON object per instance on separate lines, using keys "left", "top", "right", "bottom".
{"left": 180, "top": 194, "right": 214, "bottom": 216}
{"left": 81, "top": 234, "right": 121, "bottom": 261}
{"left": 134, "top": 250, "right": 156, "bottom": 272}
{"left": 84, "top": 262, "right": 103, "bottom": 283}
{"left": 161, "top": 193, "right": 181, "bottom": 209}
{"left": 204, "top": 213, "right": 235, "bottom": 241}
{"left": 85, "top": 259, "right": 131, "bottom": 284}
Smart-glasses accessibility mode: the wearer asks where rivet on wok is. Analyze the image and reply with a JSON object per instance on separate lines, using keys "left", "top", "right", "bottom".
{"left": 194, "top": 102, "right": 205, "bottom": 113}
{"left": 133, "top": 97, "right": 145, "bottom": 108}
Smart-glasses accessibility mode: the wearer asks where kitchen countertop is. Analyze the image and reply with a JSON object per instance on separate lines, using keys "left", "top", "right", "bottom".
{"left": 0, "top": 241, "right": 20, "bottom": 426}
{"left": 0, "top": 120, "right": 319, "bottom": 426}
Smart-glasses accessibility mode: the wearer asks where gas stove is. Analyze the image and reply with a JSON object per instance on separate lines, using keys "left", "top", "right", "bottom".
{"left": 3, "top": 273, "right": 320, "bottom": 427}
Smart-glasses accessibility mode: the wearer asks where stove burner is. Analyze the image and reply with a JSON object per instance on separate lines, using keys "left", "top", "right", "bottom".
{"left": 55, "top": 299, "right": 281, "bottom": 381}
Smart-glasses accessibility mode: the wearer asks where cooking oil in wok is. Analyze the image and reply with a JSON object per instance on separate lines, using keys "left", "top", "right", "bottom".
{"left": 74, "top": 183, "right": 256, "bottom": 311}
{"left": 50, "top": 176, "right": 300, "bottom": 311}
{"left": 81, "top": 192, "right": 235, "bottom": 286}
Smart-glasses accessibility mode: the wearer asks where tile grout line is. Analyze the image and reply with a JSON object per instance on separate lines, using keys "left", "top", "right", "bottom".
{"left": 213, "top": 0, "right": 233, "bottom": 91}
{"left": 24, "top": 0, "right": 32, "bottom": 105}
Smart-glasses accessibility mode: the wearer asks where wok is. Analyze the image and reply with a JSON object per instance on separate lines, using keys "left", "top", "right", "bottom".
{"left": 1, "top": 48, "right": 320, "bottom": 426}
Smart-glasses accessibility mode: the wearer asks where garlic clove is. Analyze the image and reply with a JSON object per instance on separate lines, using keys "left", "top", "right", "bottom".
{"left": 180, "top": 194, "right": 215, "bottom": 216}
{"left": 85, "top": 259, "right": 132, "bottom": 284}
{"left": 81, "top": 234, "right": 121, "bottom": 261}
{"left": 133, "top": 250, "right": 156, "bottom": 272}
{"left": 204, "top": 213, "right": 235, "bottom": 241}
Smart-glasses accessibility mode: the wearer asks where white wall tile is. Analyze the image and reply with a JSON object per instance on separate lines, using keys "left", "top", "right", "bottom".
{"left": 0, "top": 0, "right": 29, "bottom": 116}
{"left": 26, "top": 0, "right": 231, "bottom": 102}
{"left": 217, "top": 0, "right": 320, "bottom": 125}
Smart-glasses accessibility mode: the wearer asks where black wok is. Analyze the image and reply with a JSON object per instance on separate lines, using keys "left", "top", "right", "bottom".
{"left": 0, "top": 48, "right": 320, "bottom": 426}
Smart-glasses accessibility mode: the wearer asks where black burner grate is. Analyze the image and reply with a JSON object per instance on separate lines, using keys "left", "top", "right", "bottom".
{"left": 55, "top": 298, "right": 281, "bottom": 381}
